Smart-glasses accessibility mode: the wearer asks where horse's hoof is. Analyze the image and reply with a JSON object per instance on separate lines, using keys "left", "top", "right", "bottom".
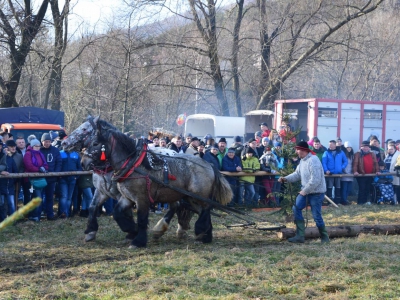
{"left": 152, "top": 231, "right": 164, "bottom": 240}
{"left": 125, "top": 232, "right": 137, "bottom": 243}
{"left": 85, "top": 231, "right": 97, "bottom": 242}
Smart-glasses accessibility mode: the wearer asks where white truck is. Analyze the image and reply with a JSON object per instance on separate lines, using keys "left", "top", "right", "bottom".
{"left": 184, "top": 114, "right": 245, "bottom": 146}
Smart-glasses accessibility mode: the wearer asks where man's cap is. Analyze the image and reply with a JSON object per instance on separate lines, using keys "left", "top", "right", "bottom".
{"left": 361, "top": 140, "right": 370, "bottom": 147}
{"left": 245, "top": 147, "right": 256, "bottom": 155}
{"left": 259, "top": 122, "right": 269, "bottom": 127}
{"left": 185, "top": 133, "right": 193, "bottom": 138}
{"left": 204, "top": 134, "right": 213, "bottom": 140}
{"left": 295, "top": 141, "right": 311, "bottom": 152}
{"left": 210, "top": 144, "right": 218, "bottom": 150}
{"left": 191, "top": 137, "right": 199, "bottom": 142}
{"left": 6, "top": 140, "right": 16, "bottom": 147}
{"left": 218, "top": 137, "right": 227, "bottom": 144}
{"left": 248, "top": 138, "right": 256, "bottom": 143}
{"left": 49, "top": 131, "right": 58, "bottom": 141}
{"left": 227, "top": 147, "right": 236, "bottom": 153}
{"left": 255, "top": 131, "right": 262, "bottom": 137}
{"left": 41, "top": 133, "right": 51, "bottom": 142}
{"left": 234, "top": 136, "right": 241, "bottom": 143}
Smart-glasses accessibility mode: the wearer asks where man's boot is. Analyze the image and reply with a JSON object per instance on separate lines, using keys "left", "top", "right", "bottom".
{"left": 288, "top": 220, "right": 305, "bottom": 243}
{"left": 318, "top": 225, "right": 330, "bottom": 243}
{"left": 334, "top": 188, "right": 341, "bottom": 205}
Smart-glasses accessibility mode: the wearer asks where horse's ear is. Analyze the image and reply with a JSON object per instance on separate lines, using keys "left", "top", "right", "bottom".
{"left": 93, "top": 116, "right": 99, "bottom": 124}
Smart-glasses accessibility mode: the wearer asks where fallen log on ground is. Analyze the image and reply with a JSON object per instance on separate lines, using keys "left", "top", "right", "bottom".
{"left": 277, "top": 224, "right": 400, "bottom": 240}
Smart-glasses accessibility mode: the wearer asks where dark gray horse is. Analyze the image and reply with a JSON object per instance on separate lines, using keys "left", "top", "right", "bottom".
{"left": 62, "top": 117, "right": 197, "bottom": 242}
{"left": 83, "top": 119, "right": 232, "bottom": 248}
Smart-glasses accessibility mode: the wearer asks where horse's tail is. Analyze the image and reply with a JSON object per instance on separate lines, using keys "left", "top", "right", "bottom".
{"left": 211, "top": 165, "right": 233, "bottom": 206}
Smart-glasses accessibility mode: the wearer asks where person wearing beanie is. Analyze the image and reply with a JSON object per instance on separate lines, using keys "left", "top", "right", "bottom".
{"left": 222, "top": 147, "right": 243, "bottom": 206}
{"left": 216, "top": 137, "right": 228, "bottom": 168}
{"left": 230, "top": 136, "right": 244, "bottom": 158}
{"left": 40, "top": 132, "right": 62, "bottom": 220}
{"left": 23, "top": 138, "right": 49, "bottom": 222}
{"left": 254, "top": 131, "right": 262, "bottom": 145}
{"left": 369, "top": 137, "right": 385, "bottom": 163}
{"left": 352, "top": 141, "right": 380, "bottom": 205}
{"left": 278, "top": 140, "right": 330, "bottom": 244}
{"left": 341, "top": 141, "right": 355, "bottom": 205}
{"left": 27, "top": 134, "right": 37, "bottom": 145}
{"left": 203, "top": 143, "right": 220, "bottom": 170}
{"left": 322, "top": 140, "right": 348, "bottom": 205}
{"left": 239, "top": 145, "right": 260, "bottom": 207}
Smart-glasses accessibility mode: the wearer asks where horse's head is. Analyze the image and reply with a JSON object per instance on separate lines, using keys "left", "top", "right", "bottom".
{"left": 62, "top": 115, "right": 99, "bottom": 152}
{"left": 81, "top": 135, "right": 107, "bottom": 171}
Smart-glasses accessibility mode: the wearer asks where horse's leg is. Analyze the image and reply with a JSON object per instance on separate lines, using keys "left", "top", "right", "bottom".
{"left": 84, "top": 188, "right": 108, "bottom": 242}
{"left": 175, "top": 202, "right": 194, "bottom": 239}
{"left": 113, "top": 197, "right": 137, "bottom": 242}
{"left": 129, "top": 197, "right": 149, "bottom": 249}
{"left": 194, "top": 207, "right": 213, "bottom": 244}
{"left": 152, "top": 202, "right": 178, "bottom": 240}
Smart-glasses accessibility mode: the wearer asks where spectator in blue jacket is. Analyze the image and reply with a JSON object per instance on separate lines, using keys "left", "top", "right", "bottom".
{"left": 58, "top": 149, "right": 82, "bottom": 218}
{"left": 322, "top": 140, "right": 348, "bottom": 204}
{"left": 203, "top": 144, "right": 220, "bottom": 170}
{"left": 40, "top": 133, "right": 62, "bottom": 220}
{"left": 222, "top": 147, "right": 243, "bottom": 206}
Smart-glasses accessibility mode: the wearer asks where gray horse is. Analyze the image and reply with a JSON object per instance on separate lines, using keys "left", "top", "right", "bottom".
{"left": 62, "top": 117, "right": 196, "bottom": 242}
{"left": 83, "top": 119, "right": 232, "bottom": 248}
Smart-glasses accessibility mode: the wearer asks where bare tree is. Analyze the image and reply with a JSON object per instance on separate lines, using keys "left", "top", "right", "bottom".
{"left": 0, "top": 0, "right": 49, "bottom": 107}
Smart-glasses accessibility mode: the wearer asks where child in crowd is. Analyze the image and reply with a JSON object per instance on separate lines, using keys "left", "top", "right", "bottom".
{"left": 259, "top": 146, "right": 277, "bottom": 205}
{"left": 240, "top": 147, "right": 260, "bottom": 206}
{"left": 374, "top": 160, "right": 395, "bottom": 204}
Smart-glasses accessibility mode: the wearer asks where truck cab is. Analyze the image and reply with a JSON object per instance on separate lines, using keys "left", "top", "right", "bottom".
{"left": 1, "top": 123, "right": 65, "bottom": 141}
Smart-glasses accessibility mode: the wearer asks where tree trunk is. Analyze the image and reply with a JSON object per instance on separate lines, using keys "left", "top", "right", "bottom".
{"left": 277, "top": 224, "right": 400, "bottom": 240}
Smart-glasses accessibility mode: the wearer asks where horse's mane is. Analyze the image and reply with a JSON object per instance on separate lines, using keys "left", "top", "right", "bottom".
{"left": 97, "top": 119, "right": 137, "bottom": 154}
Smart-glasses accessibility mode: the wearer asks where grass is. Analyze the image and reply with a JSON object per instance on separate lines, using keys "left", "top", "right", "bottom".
{"left": 1, "top": 203, "right": 400, "bottom": 299}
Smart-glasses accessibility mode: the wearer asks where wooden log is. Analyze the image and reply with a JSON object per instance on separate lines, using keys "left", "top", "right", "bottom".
{"left": 277, "top": 224, "right": 400, "bottom": 240}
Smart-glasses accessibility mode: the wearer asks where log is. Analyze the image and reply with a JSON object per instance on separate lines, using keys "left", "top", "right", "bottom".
{"left": 277, "top": 224, "right": 400, "bottom": 240}
{"left": 0, "top": 171, "right": 93, "bottom": 178}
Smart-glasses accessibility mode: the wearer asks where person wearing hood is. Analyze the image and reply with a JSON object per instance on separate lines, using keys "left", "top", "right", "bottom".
{"left": 322, "top": 140, "right": 348, "bottom": 204}
{"left": 353, "top": 141, "right": 380, "bottom": 205}
{"left": 240, "top": 147, "right": 260, "bottom": 207}
{"left": 23, "top": 139, "right": 49, "bottom": 222}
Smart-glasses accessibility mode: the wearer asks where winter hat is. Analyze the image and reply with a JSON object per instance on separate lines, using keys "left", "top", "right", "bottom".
{"left": 273, "top": 141, "right": 282, "bottom": 147}
{"left": 262, "top": 137, "right": 269, "bottom": 143}
{"left": 344, "top": 141, "right": 352, "bottom": 148}
{"left": 41, "top": 133, "right": 52, "bottom": 142}
{"left": 30, "top": 139, "right": 41, "bottom": 147}
{"left": 185, "top": 133, "right": 193, "bottom": 138}
{"left": 234, "top": 136, "right": 241, "bottom": 143}
{"left": 6, "top": 140, "right": 16, "bottom": 147}
{"left": 204, "top": 134, "right": 213, "bottom": 141}
{"left": 295, "top": 141, "right": 310, "bottom": 152}
{"left": 259, "top": 122, "right": 268, "bottom": 127}
{"left": 361, "top": 141, "right": 370, "bottom": 147}
{"left": 246, "top": 147, "right": 256, "bottom": 155}
{"left": 27, "top": 135, "right": 37, "bottom": 143}
{"left": 218, "top": 137, "right": 227, "bottom": 144}
{"left": 210, "top": 143, "right": 218, "bottom": 150}
{"left": 49, "top": 131, "right": 58, "bottom": 141}
{"left": 255, "top": 131, "right": 262, "bottom": 137}
{"left": 248, "top": 138, "right": 256, "bottom": 143}
{"left": 227, "top": 147, "right": 236, "bottom": 153}
{"left": 191, "top": 137, "right": 199, "bottom": 142}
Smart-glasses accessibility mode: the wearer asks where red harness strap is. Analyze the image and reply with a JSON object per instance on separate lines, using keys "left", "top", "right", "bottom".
{"left": 93, "top": 165, "right": 113, "bottom": 175}
{"left": 117, "top": 143, "right": 148, "bottom": 182}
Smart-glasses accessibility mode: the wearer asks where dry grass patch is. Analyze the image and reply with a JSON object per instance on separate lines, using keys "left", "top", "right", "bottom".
{"left": 0, "top": 204, "right": 399, "bottom": 299}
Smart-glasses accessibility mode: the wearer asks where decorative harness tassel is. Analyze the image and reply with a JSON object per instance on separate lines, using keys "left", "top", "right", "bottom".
{"left": 100, "top": 145, "right": 106, "bottom": 161}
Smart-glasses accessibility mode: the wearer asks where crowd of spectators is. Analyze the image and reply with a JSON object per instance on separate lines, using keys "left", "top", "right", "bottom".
{"left": 2, "top": 120, "right": 400, "bottom": 223}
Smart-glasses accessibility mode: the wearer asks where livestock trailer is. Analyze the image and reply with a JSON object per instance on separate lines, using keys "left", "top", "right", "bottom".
{"left": 274, "top": 98, "right": 400, "bottom": 150}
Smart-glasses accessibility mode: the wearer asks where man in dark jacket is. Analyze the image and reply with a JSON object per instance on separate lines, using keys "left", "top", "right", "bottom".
{"left": 40, "top": 133, "right": 62, "bottom": 220}
{"left": 0, "top": 147, "right": 10, "bottom": 221}
{"left": 222, "top": 147, "right": 243, "bottom": 206}
{"left": 203, "top": 144, "right": 220, "bottom": 170}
